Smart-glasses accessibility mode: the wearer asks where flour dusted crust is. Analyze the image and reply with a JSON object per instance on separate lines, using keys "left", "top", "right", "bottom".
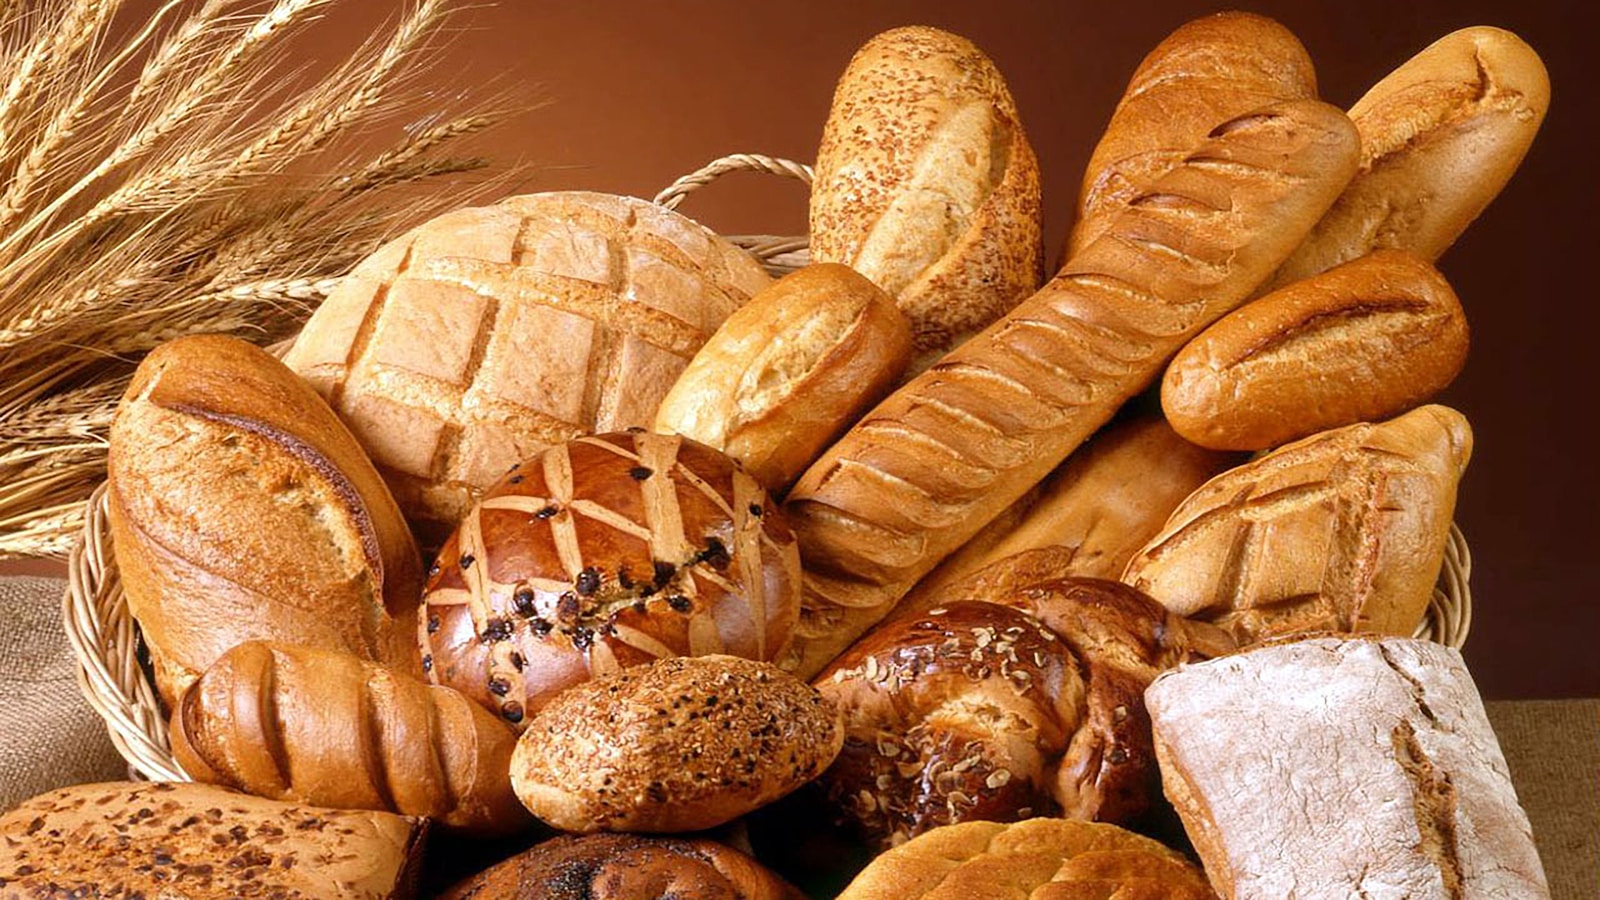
{"left": 1145, "top": 636, "right": 1549, "bottom": 899}
{"left": 284, "top": 191, "right": 771, "bottom": 536}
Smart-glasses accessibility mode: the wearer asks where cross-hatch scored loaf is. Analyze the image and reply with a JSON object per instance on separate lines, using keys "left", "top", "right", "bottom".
{"left": 783, "top": 97, "right": 1361, "bottom": 679}
{"left": 284, "top": 192, "right": 772, "bottom": 538}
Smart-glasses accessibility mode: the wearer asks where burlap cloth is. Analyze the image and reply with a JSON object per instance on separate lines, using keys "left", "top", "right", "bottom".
{"left": 0, "top": 574, "right": 1595, "bottom": 896}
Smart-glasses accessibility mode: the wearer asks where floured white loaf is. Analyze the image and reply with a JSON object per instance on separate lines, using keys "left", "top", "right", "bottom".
{"left": 1146, "top": 636, "right": 1549, "bottom": 900}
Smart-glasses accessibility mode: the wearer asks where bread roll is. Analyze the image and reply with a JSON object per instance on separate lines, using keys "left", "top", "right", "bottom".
{"left": 438, "top": 833, "right": 806, "bottom": 900}
{"left": 1164, "top": 250, "right": 1468, "bottom": 450}
{"left": 107, "top": 335, "right": 422, "bottom": 704}
{"left": 1124, "top": 405, "right": 1472, "bottom": 644}
{"left": 510, "top": 655, "right": 842, "bottom": 833}
{"left": 0, "top": 781, "right": 425, "bottom": 898}
{"left": 836, "top": 818, "right": 1216, "bottom": 900}
{"left": 783, "top": 99, "right": 1360, "bottom": 678}
{"left": 419, "top": 431, "right": 801, "bottom": 728}
{"left": 810, "top": 26, "right": 1042, "bottom": 367}
{"left": 284, "top": 191, "right": 771, "bottom": 538}
{"left": 170, "top": 642, "right": 528, "bottom": 835}
{"left": 1066, "top": 11, "right": 1316, "bottom": 260}
{"left": 654, "top": 263, "right": 913, "bottom": 491}
{"left": 902, "top": 417, "right": 1241, "bottom": 612}
{"left": 1146, "top": 636, "right": 1549, "bottom": 899}
{"left": 1269, "top": 27, "right": 1550, "bottom": 287}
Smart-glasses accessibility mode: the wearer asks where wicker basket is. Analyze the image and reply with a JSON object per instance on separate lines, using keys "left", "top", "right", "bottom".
{"left": 62, "top": 154, "right": 1475, "bottom": 780}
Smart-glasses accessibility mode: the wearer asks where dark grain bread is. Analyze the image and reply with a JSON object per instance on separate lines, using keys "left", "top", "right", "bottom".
{"left": 0, "top": 781, "right": 425, "bottom": 898}
{"left": 107, "top": 335, "right": 423, "bottom": 704}
{"left": 438, "top": 833, "right": 806, "bottom": 900}
{"left": 1147, "top": 636, "right": 1549, "bottom": 899}
{"left": 784, "top": 99, "right": 1360, "bottom": 678}
{"left": 171, "top": 642, "right": 530, "bottom": 835}
{"left": 510, "top": 655, "right": 842, "bottom": 833}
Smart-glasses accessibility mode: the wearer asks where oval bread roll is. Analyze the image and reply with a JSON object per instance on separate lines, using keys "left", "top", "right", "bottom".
{"left": 654, "top": 263, "right": 912, "bottom": 491}
{"left": 171, "top": 642, "right": 529, "bottom": 835}
{"left": 1269, "top": 26, "right": 1550, "bottom": 286}
{"left": 1163, "top": 250, "right": 1468, "bottom": 451}
{"left": 510, "top": 655, "right": 842, "bottom": 833}
{"left": 810, "top": 26, "right": 1043, "bottom": 367}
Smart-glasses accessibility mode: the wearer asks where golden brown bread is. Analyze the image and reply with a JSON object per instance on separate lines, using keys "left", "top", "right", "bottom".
{"left": 170, "top": 641, "right": 529, "bottom": 835}
{"left": 0, "top": 781, "right": 425, "bottom": 898}
{"left": 1147, "top": 636, "right": 1549, "bottom": 899}
{"left": 1066, "top": 11, "right": 1317, "bottom": 261}
{"left": 1123, "top": 405, "right": 1473, "bottom": 644}
{"left": 283, "top": 191, "right": 771, "bottom": 539}
{"left": 106, "top": 335, "right": 422, "bottom": 705}
{"left": 438, "top": 833, "right": 807, "bottom": 900}
{"left": 783, "top": 99, "right": 1361, "bottom": 678}
{"left": 419, "top": 431, "right": 801, "bottom": 729}
{"left": 809, "top": 26, "right": 1043, "bottom": 367}
{"left": 835, "top": 818, "right": 1217, "bottom": 900}
{"left": 653, "top": 263, "right": 913, "bottom": 491}
{"left": 1164, "top": 250, "right": 1468, "bottom": 450}
{"left": 510, "top": 655, "right": 842, "bottom": 833}
{"left": 902, "top": 417, "right": 1241, "bottom": 612}
{"left": 1269, "top": 26, "right": 1550, "bottom": 287}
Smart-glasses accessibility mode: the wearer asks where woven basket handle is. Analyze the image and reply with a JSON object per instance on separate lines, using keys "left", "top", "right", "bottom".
{"left": 653, "top": 153, "right": 814, "bottom": 275}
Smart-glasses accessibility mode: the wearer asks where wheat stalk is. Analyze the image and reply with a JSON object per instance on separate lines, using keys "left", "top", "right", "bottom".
{"left": 0, "top": 0, "right": 528, "bottom": 557}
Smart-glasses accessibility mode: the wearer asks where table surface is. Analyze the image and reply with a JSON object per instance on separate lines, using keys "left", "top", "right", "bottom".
{"left": 5, "top": 0, "right": 1597, "bottom": 698}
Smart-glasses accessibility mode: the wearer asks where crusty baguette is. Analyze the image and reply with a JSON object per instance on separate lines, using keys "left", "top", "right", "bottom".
{"left": 902, "top": 416, "right": 1240, "bottom": 612}
{"left": 107, "top": 335, "right": 423, "bottom": 704}
{"left": 1124, "top": 405, "right": 1472, "bottom": 644}
{"left": 1146, "top": 636, "right": 1550, "bottom": 899}
{"left": 1164, "top": 249, "right": 1468, "bottom": 450}
{"left": 171, "top": 642, "right": 529, "bottom": 835}
{"left": 1268, "top": 26, "right": 1550, "bottom": 287}
{"left": 654, "top": 263, "right": 912, "bottom": 491}
{"left": 1066, "top": 11, "right": 1316, "bottom": 261}
{"left": 810, "top": 26, "right": 1042, "bottom": 368}
{"left": 782, "top": 100, "right": 1360, "bottom": 678}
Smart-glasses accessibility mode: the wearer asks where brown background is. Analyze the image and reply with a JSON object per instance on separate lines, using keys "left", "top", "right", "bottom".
{"left": 6, "top": 0, "right": 1596, "bottom": 698}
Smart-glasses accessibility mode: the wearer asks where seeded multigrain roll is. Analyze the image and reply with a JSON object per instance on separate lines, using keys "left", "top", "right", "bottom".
{"left": 510, "top": 655, "right": 843, "bottom": 833}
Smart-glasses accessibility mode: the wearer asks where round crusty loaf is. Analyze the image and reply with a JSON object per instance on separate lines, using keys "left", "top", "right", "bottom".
{"left": 510, "top": 655, "right": 842, "bottom": 833}
{"left": 284, "top": 191, "right": 771, "bottom": 538}
{"left": 1163, "top": 249, "right": 1468, "bottom": 451}
{"left": 438, "top": 833, "right": 806, "bottom": 900}
{"left": 654, "top": 263, "right": 913, "bottom": 491}
{"left": 419, "top": 431, "right": 802, "bottom": 729}
{"left": 836, "top": 818, "right": 1216, "bottom": 900}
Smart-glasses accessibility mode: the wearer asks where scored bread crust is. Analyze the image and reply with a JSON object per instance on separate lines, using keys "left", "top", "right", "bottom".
{"left": 1145, "top": 636, "right": 1550, "bottom": 899}
{"left": 783, "top": 99, "right": 1360, "bottom": 679}
{"left": 1123, "top": 404, "right": 1473, "bottom": 644}
{"left": 1268, "top": 26, "right": 1550, "bottom": 287}
{"left": 1163, "top": 249, "right": 1469, "bottom": 451}
{"left": 1066, "top": 11, "right": 1317, "bottom": 262}
{"left": 810, "top": 26, "right": 1043, "bottom": 366}
{"left": 106, "top": 335, "right": 423, "bottom": 705}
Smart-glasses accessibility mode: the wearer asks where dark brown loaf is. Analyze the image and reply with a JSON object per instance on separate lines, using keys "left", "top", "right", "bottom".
{"left": 0, "top": 781, "right": 426, "bottom": 898}
{"left": 1124, "top": 405, "right": 1473, "bottom": 645}
{"left": 902, "top": 417, "right": 1241, "bottom": 612}
{"left": 1163, "top": 249, "right": 1468, "bottom": 450}
{"left": 810, "top": 26, "right": 1043, "bottom": 366}
{"left": 170, "top": 641, "right": 529, "bottom": 835}
{"left": 438, "top": 833, "right": 806, "bottom": 900}
{"left": 1146, "top": 636, "right": 1549, "bottom": 899}
{"left": 106, "top": 335, "right": 423, "bottom": 705}
{"left": 1066, "top": 11, "right": 1317, "bottom": 260}
{"left": 510, "top": 655, "right": 843, "bottom": 833}
{"left": 653, "top": 263, "right": 913, "bottom": 491}
{"left": 784, "top": 99, "right": 1361, "bottom": 678}
{"left": 1268, "top": 26, "right": 1550, "bottom": 287}
{"left": 419, "top": 431, "right": 801, "bottom": 729}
